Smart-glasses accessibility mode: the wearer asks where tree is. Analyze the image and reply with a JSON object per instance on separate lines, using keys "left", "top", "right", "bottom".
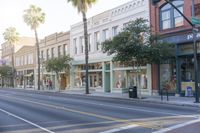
{"left": 67, "top": 0, "right": 97, "bottom": 94}
{"left": 3, "top": 27, "right": 19, "bottom": 87}
{"left": 44, "top": 55, "right": 72, "bottom": 91}
{"left": 23, "top": 5, "right": 45, "bottom": 90}
{"left": 103, "top": 18, "right": 175, "bottom": 96}
{"left": 0, "top": 65, "right": 12, "bottom": 87}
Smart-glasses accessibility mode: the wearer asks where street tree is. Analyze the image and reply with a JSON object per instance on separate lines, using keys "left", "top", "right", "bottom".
{"left": 67, "top": 0, "right": 97, "bottom": 94}
{"left": 44, "top": 55, "right": 72, "bottom": 91}
{"left": 3, "top": 27, "right": 19, "bottom": 87}
{"left": 0, "top": 65, "right": 12, "bottom": 87}
{"left": 103, "top": 18, "right": 175, "bottom": 96}
{"left": 23, "top": 5, "right": 45, "bottom": 90}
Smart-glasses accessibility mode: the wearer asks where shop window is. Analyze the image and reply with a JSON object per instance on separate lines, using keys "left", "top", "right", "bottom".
{"left": 160, "top": 1, "right": 184, "bottom": 30}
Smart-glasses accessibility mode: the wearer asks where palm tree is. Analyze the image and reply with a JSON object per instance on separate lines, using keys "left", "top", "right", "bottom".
{"left": 23, "top": 5, "right": 45, "bottom": 90}
{"left": 3, "top": 27, "right": 19, "bottom": 87}
{"left": 67, "top": 0, "right": 97, "bottom": 94}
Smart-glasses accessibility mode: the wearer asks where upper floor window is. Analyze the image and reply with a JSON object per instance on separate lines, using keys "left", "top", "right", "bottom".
{"left": 73, "top": 38, "right": 77, "bottom": 54}
{"left": 28, "top": 53, "right": 33, "bottom": 64}
{"left": 160, "top": 1, "right": 184, "bottom": 30}
{"left": 102, "top": 29, "right": 109, "bottom": 42}
{"left": 51, "top": 47, "right": 55, "bottom": 58}
{"left": 63, "top": 44, "right": 68, "bottom": 55}
{"left": 88, "top": 34, "right": 91, "bottom": 52}
{"left": 41, "top": 50, "right": 44, "bottom": 60}
{"left": 80, "top": 36, "right": 84, "bottom": 53}
{"left": 95, "top": 31, "right": 100, "bottom": 51}
{"left": 112, "top": 26, "right": 118, "bottom": 37}
{"left": 58, "top": 46, "right": 61, "bottom": 57}
{"left": 46, "top": 49, "right": 50, "bottom": 60}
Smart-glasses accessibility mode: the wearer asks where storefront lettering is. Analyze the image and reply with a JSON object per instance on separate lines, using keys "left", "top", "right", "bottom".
{"left": 187, "top": 32, "right": 200, "bottom": 40}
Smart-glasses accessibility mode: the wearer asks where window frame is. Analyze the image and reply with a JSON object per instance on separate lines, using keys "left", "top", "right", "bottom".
{"left": 160, "top": 1, "right": 184, "bottom": 30}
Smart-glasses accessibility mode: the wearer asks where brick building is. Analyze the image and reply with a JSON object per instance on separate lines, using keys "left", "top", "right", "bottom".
{"left": 150, "top": 0, "right": 200, "bottom": 95}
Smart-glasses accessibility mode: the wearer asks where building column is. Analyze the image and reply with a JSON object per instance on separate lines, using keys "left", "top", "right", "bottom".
{"left": 102, "top": 62, "right": 105, "bottom": 92}
{"left": 110, "top": 61, "right": 113, "bottom": 93}
{"left": 70, "top": 65, "right": 75, "bottom": 89}
{"left": 176, "top": 57, "right": 181, "bottom": 95}
{"left": 147, "top": 64, "right": 152, "bottom": 96}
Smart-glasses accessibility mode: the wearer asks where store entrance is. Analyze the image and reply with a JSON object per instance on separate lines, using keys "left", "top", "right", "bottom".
{"left": 89, "top": 72, "right": 102, "bottom": 88}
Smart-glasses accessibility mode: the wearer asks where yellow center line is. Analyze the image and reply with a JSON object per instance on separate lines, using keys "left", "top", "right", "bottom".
{"left": 0, "top": 94, "right": 188, "bottom": 130}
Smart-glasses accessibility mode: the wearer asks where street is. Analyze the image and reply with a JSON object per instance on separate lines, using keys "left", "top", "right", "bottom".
{"left": 0, "top": 88, "right": 199, "bottom": 133}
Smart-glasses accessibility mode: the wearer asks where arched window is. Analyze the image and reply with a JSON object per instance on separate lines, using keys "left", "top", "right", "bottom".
{"left": 160, "top": 0, "right": 184, "bottom": 30}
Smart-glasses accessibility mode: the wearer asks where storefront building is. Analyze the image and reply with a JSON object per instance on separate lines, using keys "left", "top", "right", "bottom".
{"left": 38, "top": 31, "right": 70, "bottom": 90}
{"left": 14, "top": 46, "right": 36, "bottom": 88}
{"left": 70, "top": 0, "right": 152, "bottom": 95}
{"left": 150, "top": 0, "right": 200, "bottom": 95}
{"left": 1, "top": 37, "right": 35, "bottom": 87}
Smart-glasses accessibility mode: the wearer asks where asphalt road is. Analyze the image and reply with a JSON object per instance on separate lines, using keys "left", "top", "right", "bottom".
{"left": 0, "top": 88, "right": 199, "bottom": 133}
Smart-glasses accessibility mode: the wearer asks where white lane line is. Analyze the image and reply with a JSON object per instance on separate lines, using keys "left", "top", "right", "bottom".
{"left": 0, "top": 108, "right": 55, "bottom": 133}
{"left": 98, "top": 124, "right": 139, "bottom": 133}
{"left": 153, "top": 118, "right": 200, "bottom": 133}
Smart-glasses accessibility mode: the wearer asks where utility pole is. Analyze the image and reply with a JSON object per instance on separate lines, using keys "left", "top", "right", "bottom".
{"left": 192, "top": 0, "right": 199, "bottom": 103}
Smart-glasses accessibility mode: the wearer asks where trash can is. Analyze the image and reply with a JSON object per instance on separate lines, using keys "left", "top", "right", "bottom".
{"left": 185, "top": 86, "right": 193, "bottom": 97}
{"left": 129, "top": 86, "right": 137, "bottom": 98}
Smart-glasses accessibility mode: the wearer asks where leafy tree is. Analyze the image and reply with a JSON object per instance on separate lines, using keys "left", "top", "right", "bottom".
{"left": 103, "top": 18, "right": 175, "bottom": 95}
{"left": 103, "top": 18, "right": 151, "bottom": 66}
{"left": 67, "top": 0, "right": 97, "bottom": 94}
{"left": 0, "top": 65, "right": 12, "bottom": 87}
{"left": 3, "top": 27, "right": 19, "bottom": 87}
{"left": 45, "top": 55, "right": 72, "bottom": 90}
{"left": 23, "top": 5, "right": 45, "bottom": 90}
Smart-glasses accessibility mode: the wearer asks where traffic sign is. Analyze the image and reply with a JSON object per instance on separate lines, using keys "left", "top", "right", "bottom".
{"left": 192, "top": 17, "right": 200, "bottom": 26}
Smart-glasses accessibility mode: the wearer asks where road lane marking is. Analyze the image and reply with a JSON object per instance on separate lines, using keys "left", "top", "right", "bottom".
{"left": 0, "top": 108, "right": 55, "bottom": 133}
{"left": 0, "top": 94, "right": 164, "bottom": 129}
{"left": 152, "top": 118, "right": 200, "bottom": 133}
{"left": 0, "top": 90, "right": 183, "bottom": 116}
{"left": 98, "top": 124, "right": 139, "bottom": 133}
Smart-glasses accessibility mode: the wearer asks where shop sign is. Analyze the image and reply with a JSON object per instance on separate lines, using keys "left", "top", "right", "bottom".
{"left": 187, "top": 32, "right": 200, "bottom": 40}
{"left": 179, "top": 44, "right": 200, "bottom": 54}
{"left": 162, "top": 32, "right": 200, "bottom": 44}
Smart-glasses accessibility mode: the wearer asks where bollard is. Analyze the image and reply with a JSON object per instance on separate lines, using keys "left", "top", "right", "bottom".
{"left": 166, "top": 90, "right": 169, "bottom": 101}
{"left": 161, "top": 89, "right": 163, "bottom": 101}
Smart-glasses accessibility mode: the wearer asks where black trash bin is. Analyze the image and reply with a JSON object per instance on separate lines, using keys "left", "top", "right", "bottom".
{"left": 129, "top": 86, "right": 137, "bottom": 98}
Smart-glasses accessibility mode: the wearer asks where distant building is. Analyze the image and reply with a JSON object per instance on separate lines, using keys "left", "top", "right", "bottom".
{"left": 1, "top": 37, "right": 36, "bottom": 66}
{"left": 14, "top": 46, "right": 36, "bottom": 88}
{"left": 70, "top": 0, "right": 152, "bottom": 95}
{"left": 1, "top": 37, "right": 35, "bottom": 87}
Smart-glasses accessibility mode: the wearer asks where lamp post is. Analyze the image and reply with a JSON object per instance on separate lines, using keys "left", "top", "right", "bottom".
{"left": 152, "top": 0, "right": 199, "bottom": 102}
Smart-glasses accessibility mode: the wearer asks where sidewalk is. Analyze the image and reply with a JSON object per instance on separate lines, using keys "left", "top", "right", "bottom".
{"left": 61, "top": 89, "right": 200, "bottom": 108}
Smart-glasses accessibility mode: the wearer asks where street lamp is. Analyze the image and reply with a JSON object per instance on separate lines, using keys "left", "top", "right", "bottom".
{"left": 152, "top": 0, "right": 199, "bottom": 102}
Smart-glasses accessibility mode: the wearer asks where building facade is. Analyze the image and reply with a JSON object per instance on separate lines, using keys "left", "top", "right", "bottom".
{"left": 150, "top": 0, "right": 200, "bottom": 95}
{"left": 70, "top": 0, "right": 152, "bottom": 95}
{"left": 14, "top": 46, "right": 36, "bottom": 88}
{"left": 38, "top": 31, "right": 70, "bottom": 90}
{"left": 1, "top": 37, "right": 35, "bottom": 87}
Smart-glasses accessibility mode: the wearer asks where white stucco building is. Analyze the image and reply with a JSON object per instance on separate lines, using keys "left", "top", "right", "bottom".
{"left": 70, "top": 0, "right": 152, "bottom": 95}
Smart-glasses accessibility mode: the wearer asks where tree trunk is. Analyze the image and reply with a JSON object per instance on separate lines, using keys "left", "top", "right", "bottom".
{"left": 82, "top": 11, "right": 89, "bottom": 94}
{"left": 34, "top": 29, "right": 40, "bottom": 90}
{"left": 56, "top": 72, "right": 60, "bottom": 92}
{"left": 11, "top": 44, "right": 15, "bottom": 88}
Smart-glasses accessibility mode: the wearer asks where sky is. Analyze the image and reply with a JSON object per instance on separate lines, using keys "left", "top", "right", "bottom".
{"left": 0, "top": 0, "right": 131, "bottom": 44}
